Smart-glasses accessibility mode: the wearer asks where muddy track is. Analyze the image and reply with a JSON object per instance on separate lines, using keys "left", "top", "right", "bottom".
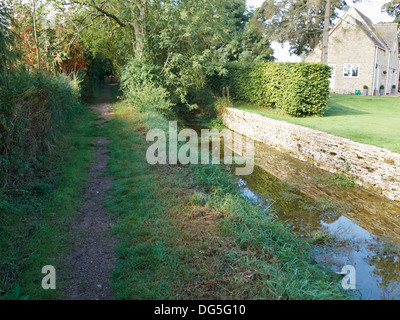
{"left": 62, "top": 86, "right": 116, "bottom": 300}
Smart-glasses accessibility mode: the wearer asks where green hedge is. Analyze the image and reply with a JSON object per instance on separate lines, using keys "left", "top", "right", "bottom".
{"left": 213, "top": 62, "right": 331, "bottom": 116}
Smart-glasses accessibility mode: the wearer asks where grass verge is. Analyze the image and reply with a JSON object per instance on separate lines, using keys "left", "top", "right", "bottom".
{"left": 105, "top": 101, "right": 353, "bottom": 300}
{"left": 0, "top": 107, "right": 97, "bottom": 299}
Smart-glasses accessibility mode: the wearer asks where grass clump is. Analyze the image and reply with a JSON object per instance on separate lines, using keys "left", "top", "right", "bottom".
{"left": 315, "top": 173, "right": 356, "bottom": 189}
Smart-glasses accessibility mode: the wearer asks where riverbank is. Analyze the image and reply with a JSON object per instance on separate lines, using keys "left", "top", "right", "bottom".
{"left": 104, "top": 101, "right": 352, "bottom": 299}
{"left": 222, "top": 107, "right": 400, "bottom": 202}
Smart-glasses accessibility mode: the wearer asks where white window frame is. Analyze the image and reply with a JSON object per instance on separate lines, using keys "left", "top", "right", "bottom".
{"left": 343, "top": 63, "right": 360, "bottom": 78}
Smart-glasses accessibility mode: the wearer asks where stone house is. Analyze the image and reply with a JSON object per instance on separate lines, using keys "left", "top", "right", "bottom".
{"left": 304, "top": 7, "right": 399, "bottom": 96}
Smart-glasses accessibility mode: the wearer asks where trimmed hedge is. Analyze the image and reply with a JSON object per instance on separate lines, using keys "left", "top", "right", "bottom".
{"left": 212, "top": 62, "right": 331, "bottom": 117}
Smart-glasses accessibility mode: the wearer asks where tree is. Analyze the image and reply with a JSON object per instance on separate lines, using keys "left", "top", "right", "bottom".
{"left": 218, "top": 5, "right": 274, "bottom": 65}
{"left": 60, "top": 0, "right": 148, "bottom": 59}
{"left": 322, "top": 0, "right": 331, "bottom": 63}
{"left": 254, "top": 0, "right": 358, "bottom": 57}
{"left": 32, "top": 0, "right": 40, "bottom": 69}
{"left": 0, "top": 0, "right": 18, "bottom": 70}
{"left": 383, "top": 0, "right": 400, "bottom": 22}
{"left": 6, "top": 0, "right": 88, "bottom": 73}
{"left": 66, "top": 0, "right": 273, "bottom": 109}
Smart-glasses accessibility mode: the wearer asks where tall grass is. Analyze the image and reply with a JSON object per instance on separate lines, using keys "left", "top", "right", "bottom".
{"left": 0, "top": 69, "right": 97, "bottom": 299}
{"left": 0, "top": 69, "right": 85, "bottom": 188}
{"left": 191, "top": 164, "right": 350, "bottom": 299}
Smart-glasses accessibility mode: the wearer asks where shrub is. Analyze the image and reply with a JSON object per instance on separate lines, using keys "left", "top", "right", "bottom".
{"left": 125, "top": 83, "right": 173, "bottom": 114}
{"left": 120, "top": 57, "right": 161, "bottom": 94}
{"left": 214, "top": 96, "right": 233, "bottom": 116}
{"left": 219, "top": 61, "right": 331, "bottom": 116}
{"left": 120, "top": 57, "right": 172, "bottom": 114}
{"left": 0, "top": 69, "right": 84, "bottom": 186}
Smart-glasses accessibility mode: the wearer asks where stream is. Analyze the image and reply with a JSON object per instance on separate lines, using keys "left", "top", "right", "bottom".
{"left": 236, "top": 137, "right": 400, "bottom": 300}
{"left": 188, "top": 121, "right": 400, "bottom": 300}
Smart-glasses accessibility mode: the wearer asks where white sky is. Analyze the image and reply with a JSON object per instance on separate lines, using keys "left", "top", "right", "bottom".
{"left": 246, "top": 0, "right": 395, "bottom": 62}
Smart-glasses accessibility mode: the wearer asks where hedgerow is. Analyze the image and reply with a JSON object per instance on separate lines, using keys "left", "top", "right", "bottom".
{"left": 0, "top": 69, "right": 84, "bottom": 187}
{"left": 210, "top": 62, "right": 331, "bottom": 117}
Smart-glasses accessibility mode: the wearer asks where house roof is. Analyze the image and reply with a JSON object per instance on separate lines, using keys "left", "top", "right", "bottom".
{"left": 343, "top": 7, "right": 392, "bottom": 50}
{"left": 352, "top": 7, "right": 399, "bottom": 51}
{"left": 373, "top": 23, "right": 399, "bottom": 51}
{"left": 307, "top": 7, "right": 398, "bottom": 58}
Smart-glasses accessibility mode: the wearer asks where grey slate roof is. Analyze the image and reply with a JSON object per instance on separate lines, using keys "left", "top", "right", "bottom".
{"left": 373, "top": 23, "right": 399, "bottom": 51}
{"left": 347, "top": 7, "right": 398, "bottom": 51}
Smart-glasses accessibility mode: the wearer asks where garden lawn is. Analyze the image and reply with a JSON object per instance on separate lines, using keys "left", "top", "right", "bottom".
{"left": 233, "top": 94, "right": 400, "bottom": 153}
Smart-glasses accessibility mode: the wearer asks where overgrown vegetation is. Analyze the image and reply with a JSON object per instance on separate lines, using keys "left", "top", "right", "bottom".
{"left": 0, "top": 69, "right": 85, "bottom": 187}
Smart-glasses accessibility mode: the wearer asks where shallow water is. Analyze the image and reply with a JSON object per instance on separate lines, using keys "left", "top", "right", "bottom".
{"left": 185, "top": 121, "right": 400, "bottom": 299}
{"left": 237, "top": 139, "right": 400, "bottom": 300}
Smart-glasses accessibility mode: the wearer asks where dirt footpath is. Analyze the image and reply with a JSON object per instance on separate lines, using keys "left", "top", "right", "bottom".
{"left": 62, "top": 87, "right": 116, "bottom": 300}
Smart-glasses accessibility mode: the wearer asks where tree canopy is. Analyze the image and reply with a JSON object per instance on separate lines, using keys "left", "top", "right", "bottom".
{"left": 254, "top": 0, "right": 360, "bottom": 57}
{"left": 383, "top": 0, "right": 400, "bottom": 22}
{"left": 1, "top": 0, "right": 273, "bottom": 109}
{"left": 54, "top": 0, "right": 274, "bottom": 107}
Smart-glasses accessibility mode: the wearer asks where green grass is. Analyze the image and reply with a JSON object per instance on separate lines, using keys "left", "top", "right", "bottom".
{"left": 233, "top": 94, "right": 400, "bottom": 153}
{"left": 105, "top": 101, "right": 353, "bottom": 300}
{"left": 0, "top": 108, "right": 97, "bottom": 299}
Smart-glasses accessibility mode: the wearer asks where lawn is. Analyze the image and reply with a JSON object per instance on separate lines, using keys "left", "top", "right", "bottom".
{"left": 233, "top": 94, "right": 400, "bottom": 153}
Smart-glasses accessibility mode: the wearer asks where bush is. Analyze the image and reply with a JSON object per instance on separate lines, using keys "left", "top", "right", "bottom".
{"left": 217, "top": 62, "right": 331, "bottom": 116}
{"left": 120, "top": 57, "right": 172, "bottom": 114}
{"left": 120, "top": 57, "right": 161, "bottom": 94}
{"left": 125, "top": 83, "right": 172, "bottom": 114}
{"left": 0, "top": 69, "right": 84, "bottom": 186}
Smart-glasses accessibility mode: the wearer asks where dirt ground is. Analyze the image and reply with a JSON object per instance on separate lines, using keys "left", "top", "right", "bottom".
{"left": 62, "top": 86, "right": 116, "bottom": 300}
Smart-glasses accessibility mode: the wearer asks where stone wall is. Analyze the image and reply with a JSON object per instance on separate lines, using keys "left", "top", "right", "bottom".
{"left": 222, "top": 107, "right": 400, "bottom": 201}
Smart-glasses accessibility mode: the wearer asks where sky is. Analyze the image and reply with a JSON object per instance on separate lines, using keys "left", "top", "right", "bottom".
{"left": 246, "top": 0, "right": 395, "bottom": 62}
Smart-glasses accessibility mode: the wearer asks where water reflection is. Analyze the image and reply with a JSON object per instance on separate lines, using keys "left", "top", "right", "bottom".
{"left": 237, "top": 147, "right": 400, "bottom": 300}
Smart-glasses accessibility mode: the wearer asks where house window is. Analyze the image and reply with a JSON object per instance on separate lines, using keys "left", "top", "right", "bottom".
{"left": 343, "top": 64, "right": 360, "bottom": 78}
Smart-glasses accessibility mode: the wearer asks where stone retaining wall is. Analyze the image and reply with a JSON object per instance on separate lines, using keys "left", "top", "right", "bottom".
{"left": 222, "top": 107, "right": 400, "bottom": 201}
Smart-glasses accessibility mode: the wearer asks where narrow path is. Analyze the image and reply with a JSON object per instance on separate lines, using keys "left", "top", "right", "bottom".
{"left": 62, "top": 85, "right": 116, "bottom": 300}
